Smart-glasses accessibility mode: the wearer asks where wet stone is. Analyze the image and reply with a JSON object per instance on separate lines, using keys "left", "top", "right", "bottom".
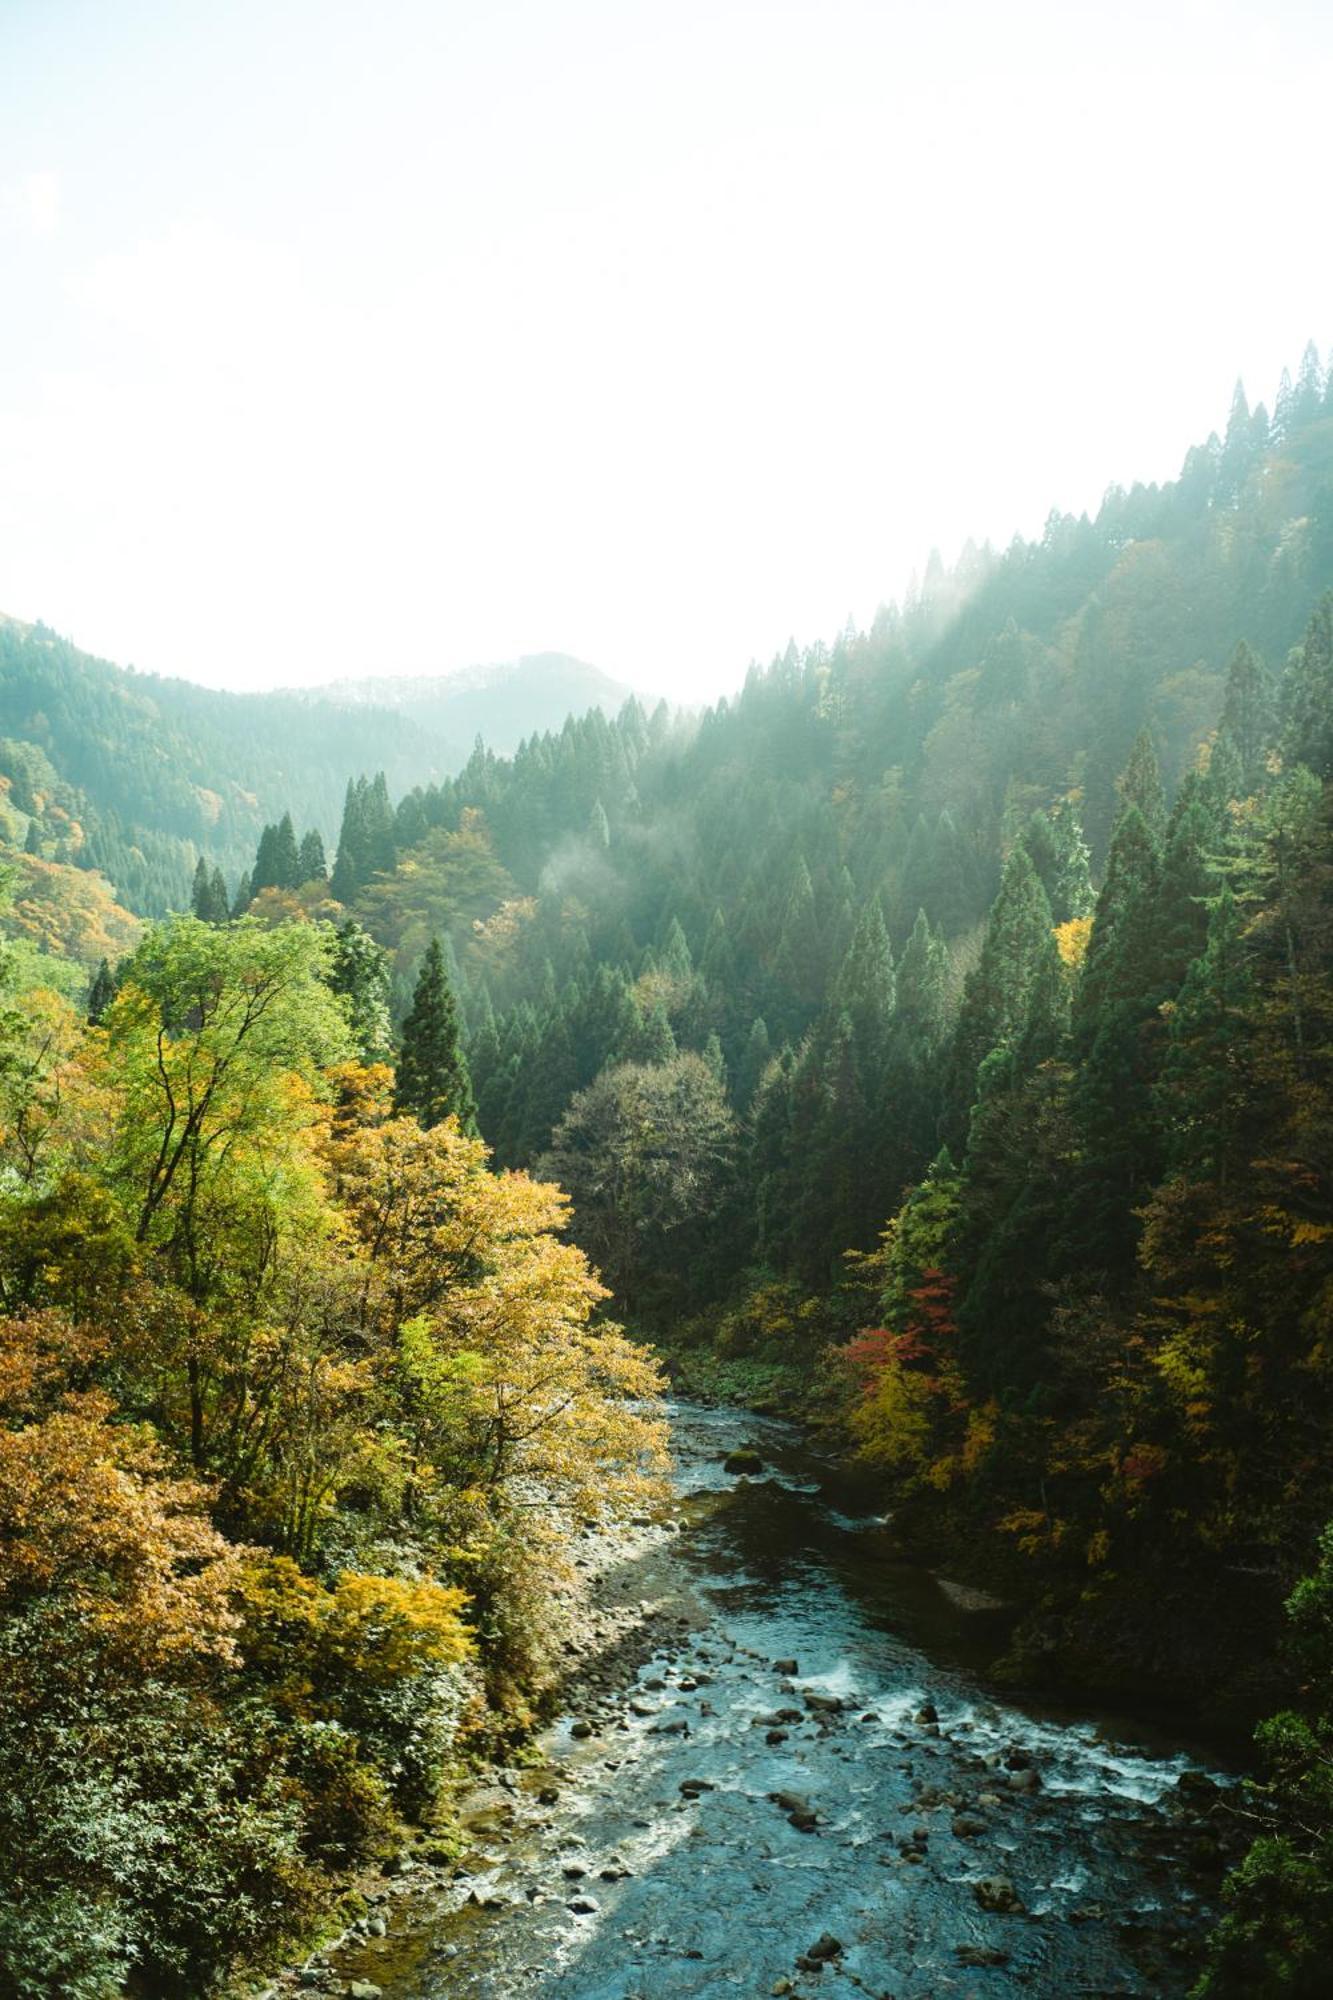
{"left": 974, "top": 1874, "right": 1023, "bottom": 1913}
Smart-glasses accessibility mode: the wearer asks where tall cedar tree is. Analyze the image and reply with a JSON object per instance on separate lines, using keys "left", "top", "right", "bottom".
{"left": 393, "top": 937, "right": 477, "bottom": 1133}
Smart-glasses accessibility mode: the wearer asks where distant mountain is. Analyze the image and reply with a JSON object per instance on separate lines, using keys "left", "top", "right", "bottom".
{"left": 0, "top": 622, "right": 646, "bottom": 916}
{"left": 299, "top": 654, "right": 645, "bottom": 759}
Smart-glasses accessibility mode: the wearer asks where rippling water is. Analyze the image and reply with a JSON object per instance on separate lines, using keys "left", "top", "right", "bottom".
{"left": 330, "top": 1402, "right": 1232, "bottom": 1998}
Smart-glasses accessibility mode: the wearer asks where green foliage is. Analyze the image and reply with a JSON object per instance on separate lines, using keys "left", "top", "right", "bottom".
{"left": 392, "top": 935, "right": 476, "bottom": 1131}
{"left": 1197, "top": 1525, "right": 1333, "bottom": 1996}
{"left": 0, "top": 910, "right": 667, "bottom": 1995}
{"left": 539, "top": 1053, "right": 737, "bottom": 1319}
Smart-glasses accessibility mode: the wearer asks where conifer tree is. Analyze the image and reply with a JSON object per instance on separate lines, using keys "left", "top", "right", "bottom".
{"left": 392, "top": 938, "right": 476, "bottom": 1133}
{"left": 1117, "top": 728, "right": 1167, "bottom": 842}
{"left": 1023, "top": 801, "right": 1094, "bottom": 923}
{"left": 208, "top": 868, "right": 230, "bottom": 923}
{"left": 250, "top": 822, "right": 280, "bottom": 894}
{"left": 833, "top": 900, "right": 896, "bottom": 1072}
{"left": 1282, "top": 594, "right": 1333, "bottom": 781}
{"left": 737, "top": 1017, "right": 772, "bottom": 1107}
{"left": 1157, "top": 885, "right": 1256, "bottom": 1188}
{"left": 191, "top": 858, "right": 230, "bottom": 924}
{"left": 298, "top": 828, "right": 328, "bottom": 883}
{"left": 1073, "top": 802, "right": 1161, "bottom": 1048}
{"left": 329, "top": 919, "right": 393, "bottom": 1063}
{"left": 775, "top": 855, "right": 822, "bottom": 1013}
{"left": 943, "top": 845, "right": 1057, "bottom": 1148}
{"left": 87, "top": 957, "right": 117, "bottom": 1024}
{"left": 1219, "top": 641, "right": 1274, "bottom": 792}
{"left": 330, "top": 779, "right": 366, "bottom": 903}
{"left": 271, "top": 812, "right": 301, "bottom": 891}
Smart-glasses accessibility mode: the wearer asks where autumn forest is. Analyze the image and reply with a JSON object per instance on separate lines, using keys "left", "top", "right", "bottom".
{"left": 3, "top": 353, "right": 1333, "bottom": 1996}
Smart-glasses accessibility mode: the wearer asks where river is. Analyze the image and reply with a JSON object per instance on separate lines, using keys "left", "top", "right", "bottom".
{"left": 327, "top": 1402, "right": 1232, "bottom": 1998}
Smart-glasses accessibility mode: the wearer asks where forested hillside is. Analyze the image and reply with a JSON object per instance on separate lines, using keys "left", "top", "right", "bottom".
{"left": 5, "top": 353, "right": 1333, "bottom": 1994}
{"left": 0, "top": 623, "right": 634, "bottom": 919}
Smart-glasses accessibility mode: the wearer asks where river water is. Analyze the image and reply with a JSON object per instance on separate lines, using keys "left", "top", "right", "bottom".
{"left": 330, "top": 1402, "right": 1231, "bottom": 1998}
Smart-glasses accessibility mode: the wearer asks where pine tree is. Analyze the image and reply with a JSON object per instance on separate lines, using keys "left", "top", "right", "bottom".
{"left": 250, "top": 822, "right": 281, "bottom": 894}
{"left": 1219, "top": 641, "right": 1274, "bottom": 792}
{"left": 775, "top": 855, "right": 822, "bottom": 1014}
{"left": 329, "top": 919, "right": 393, "bottom": 1063}
{"left": 271, "top": 812, "right": 301, "bottom": 890}
{"left": 627, "top": 998, "right": 677, "bottom": 1066}
{"left": 1282, "top": 594, "right": 1333, "bottom": 781}
{"left": 1117, "top": 728, "right": 1167, "bottom": 843}
{"left": 208, "top": 868, "right": 230, "bottom": 923}
{"left": 230, "top": 871, "right": 253, "bottom": 918}
{"left": 23, "top": 818, "right": 41, "bottom": 856}
{"left": 87, "top": 957, "right": 117, "bottom": 1024}
{"left": 392, "top": 938, "right": 477, "bottom": 1133}
{"left": 298, "top": 828, "right": 328, "bottom": 883}
{"left": 365, "top": 773, "right": 396, "bottom": 875}
{"left": 191, "top": 858, "right": 229, "bottom": 924}
{"left": 1158, "top": 885, "right": 1256, "bottom": 1188}
{"left": 1073, "top": 803, "right": 1161, "bottom": 1048}
{"left": 943, "top": 845, "right": 1057, "bottom": 1148}
{"left": 832, "top": 900, "right": 896, "bottom": 1073}
{"left": 1023, "top": 801, "right": 1093, "bottom": 923}
{"left": 737, "top": 1017, "right": 772, "bottom": 1107}
{"left": 330, "top": 779, "right": 367, "bottom": 903}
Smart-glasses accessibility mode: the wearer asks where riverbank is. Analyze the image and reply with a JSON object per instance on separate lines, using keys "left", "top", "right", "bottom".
{"left": 281, "top": 1401, "right": 1242, "bottom": 2000}
{"left": 658, "top": 1337, "right": 1285, "bottom": 1741}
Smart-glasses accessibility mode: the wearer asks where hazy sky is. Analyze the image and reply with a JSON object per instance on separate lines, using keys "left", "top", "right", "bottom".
{"left": 1, "top": 0, "right": 1330, "bottom": 700}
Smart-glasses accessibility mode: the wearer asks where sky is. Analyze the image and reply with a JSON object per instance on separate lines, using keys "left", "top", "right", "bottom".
{"left": 0, "top": 0, "right": 1330, "bottom": 702}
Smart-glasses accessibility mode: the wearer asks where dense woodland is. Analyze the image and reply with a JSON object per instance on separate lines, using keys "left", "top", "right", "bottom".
{"left": 3, "top": 355, "right": 1333, "bottom": 1993}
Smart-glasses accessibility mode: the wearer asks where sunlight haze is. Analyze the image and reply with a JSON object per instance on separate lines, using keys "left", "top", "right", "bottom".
{"left": 1, "top": 0, "right": 1329, "bottom": 698}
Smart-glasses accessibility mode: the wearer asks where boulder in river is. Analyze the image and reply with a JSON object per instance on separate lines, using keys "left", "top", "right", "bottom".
{"left": 723, "top": 1449, "right": 765, "bottom": 1474}
{"left": 973, "top": 1874, "right": 1023, "bottom": 1913}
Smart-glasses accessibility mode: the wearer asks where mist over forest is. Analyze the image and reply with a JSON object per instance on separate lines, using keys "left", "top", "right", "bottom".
{"left": 3, "top": 347, "right": 1333, "bottom": 1995}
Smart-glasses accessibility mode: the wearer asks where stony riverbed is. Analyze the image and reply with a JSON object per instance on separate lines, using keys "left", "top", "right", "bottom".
{"left": 301, "top": 1403, "right": 1236, "bottom": 1999}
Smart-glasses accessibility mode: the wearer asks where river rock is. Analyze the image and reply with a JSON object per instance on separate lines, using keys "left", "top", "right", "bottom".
{"left": 570, "top": 1720, "right": 595, "bottom": 1739}
{"left": 956, "top": 1943, "right": 1011, "bottom": 1967}
{"left": 347, "top": 1984, "right": 383, "bottom": 2000}
{"left": 974, "top": 1874, "right": 1023, "bottom": 1913}
{"left": 772, "top": 1658, "right": 799, "bottom": 1675}
{"left": 723, "top": 1450, "right": 765, "bottom": 1474}
{"left": 567, "top": 1895, "right": 599, "bottom": 1915}
{"left": 952, "top": 1814, "right": 988, "bottom": 1839}
{"left": 1008, "top": 1766, "right": 1042, "bottom": 1793}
